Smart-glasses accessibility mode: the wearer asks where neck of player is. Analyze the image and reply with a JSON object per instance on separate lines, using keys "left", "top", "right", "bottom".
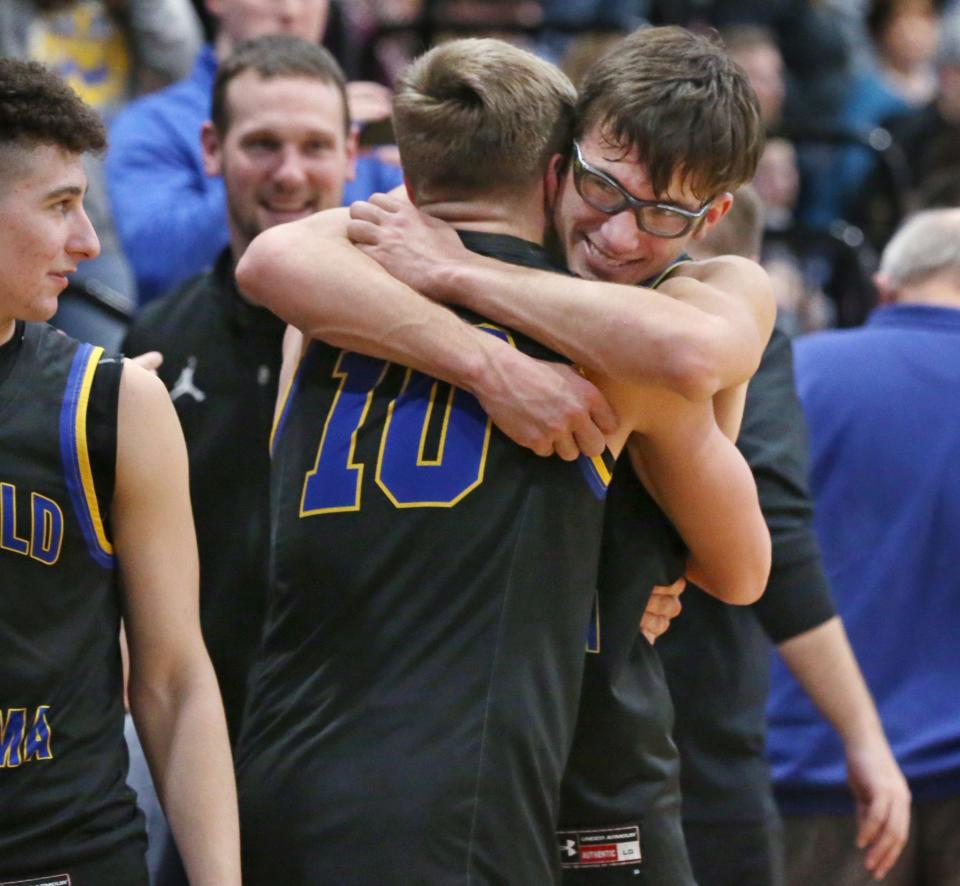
{"left": 418, "top": 197, "right": 547, "bottom": 247}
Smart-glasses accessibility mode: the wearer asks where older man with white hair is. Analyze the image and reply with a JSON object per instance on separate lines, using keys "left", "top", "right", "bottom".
{"left": 768, "top": 207, "right": 960, "bottom": 886}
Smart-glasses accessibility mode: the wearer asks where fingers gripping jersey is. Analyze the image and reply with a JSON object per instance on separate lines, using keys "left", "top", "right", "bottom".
{"left": 0, "top": 323, "right": 147, "bottom": 883}
{"left": 237, "top": 233, "right": 616, "bottom": 885}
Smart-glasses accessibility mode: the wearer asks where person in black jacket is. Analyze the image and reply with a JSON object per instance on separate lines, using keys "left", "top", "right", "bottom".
{"left": 124, "top": 33, "right": 357, "bottom": 748}
{"left": 121, "top": 34, "right": 358, "bottom": 882}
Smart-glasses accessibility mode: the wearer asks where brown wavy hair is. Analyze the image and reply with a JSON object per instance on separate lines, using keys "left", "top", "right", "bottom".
{"left": 576, "top": 26, "right": 765, "bottom": 201}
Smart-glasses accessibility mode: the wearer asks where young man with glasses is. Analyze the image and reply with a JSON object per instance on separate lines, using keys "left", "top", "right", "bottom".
{"left": 568, "top": 139, "right": 718, "bottom": 249}
{"left": 333, "top": 28, "right": 896, "bottom": 884}
{"left": 233, "top": 33, "right": 771, "bottom": 884}
{"left": 306, "top": 27, "right": 775, "bottom": 882}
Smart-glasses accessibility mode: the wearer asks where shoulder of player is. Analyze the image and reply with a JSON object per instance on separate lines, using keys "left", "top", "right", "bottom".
{"left": 118, "top": 357, "right": 175, "bottom": 412}
{"left": 668, "top": 254, "right": 770, "bottom": 292}
{"left": 114, "top": 361, "right": 186, "bottom": 489}
{"left": 662, "top": 255, "right": 776, "bottom": 329}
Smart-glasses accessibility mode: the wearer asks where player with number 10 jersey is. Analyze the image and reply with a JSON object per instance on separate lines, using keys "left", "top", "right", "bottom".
{"left": 235, "top": 233, "right": 616, "bottom": 885}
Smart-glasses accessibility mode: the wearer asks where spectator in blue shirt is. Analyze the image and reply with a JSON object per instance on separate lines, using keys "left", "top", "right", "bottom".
{"left": 768, "top": 207, "right": 960, "bottom": 884}
{"left": 106, "top": 0, "right": 402, "bottom": 304}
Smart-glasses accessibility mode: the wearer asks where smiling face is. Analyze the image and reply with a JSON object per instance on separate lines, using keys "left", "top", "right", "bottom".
{"left": 0, "top": 144, "right": 99, "bottom": 342}
{"left": 203, "top": 70, "right": 356, "bottom": 259}
{"left": 550, "top": 127, "right": 731, "bottom": 285}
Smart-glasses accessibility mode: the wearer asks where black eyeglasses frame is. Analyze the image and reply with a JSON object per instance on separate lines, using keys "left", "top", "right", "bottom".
{"left": 571, "top": 141, "right": 716, "bottom": 239}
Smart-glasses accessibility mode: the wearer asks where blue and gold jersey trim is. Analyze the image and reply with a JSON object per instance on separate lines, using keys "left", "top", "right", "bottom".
{"left": 60, "top": 343, "right": 114, "bottom": 569}
{"left": 577, "top": 449, "right": 615, "bottom": 500}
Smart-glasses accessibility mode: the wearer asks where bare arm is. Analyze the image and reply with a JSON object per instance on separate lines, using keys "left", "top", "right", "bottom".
{"left": 113, "top": 362, "right": 241, "bottom": 885}
{"left": 238, "top": 208, "right": 522, "bottom": 380}
{"left": 238, "top": 208, "right": 618, "bottom": 459}
{"left": 347, "top": 196, "right": 776, "bottom": 400}
{"left": 600, "top": 378, "right": 771, "bottom": 605}
{"left": 778, "top": 617, "right": 910, "bottom": 881}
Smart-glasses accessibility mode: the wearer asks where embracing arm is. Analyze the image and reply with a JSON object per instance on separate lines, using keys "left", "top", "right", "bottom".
{"left": 630, "top": 431, "right": 769, "bottom": 604}
{"left": 348, "top": 196, "right": 776, "bottom": 400}
{"left": 113, "top": 363, "right": 240, "bottom": 885}
{"left": 446, "top": 253, "right": 773, "bottom": 400}
{"left": 604, "top": 379, "right": 771, "bottom": 605}
{"left": 238, "top": 209, "right": 617, "bottom": 458}
{"left": 238, "top": 209, "right": 509, "bottom": 379}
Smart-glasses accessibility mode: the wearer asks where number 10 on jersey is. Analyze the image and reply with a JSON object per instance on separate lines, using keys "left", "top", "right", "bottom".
{"left": 300, "top": 333, "right": 508, "bottom": 514}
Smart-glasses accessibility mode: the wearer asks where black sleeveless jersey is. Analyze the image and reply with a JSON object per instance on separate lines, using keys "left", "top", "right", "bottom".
{"left": 237, "top": 233, "right": 617, "bottom": 885}
{"left": 0, "top": 323, "right": 147, "bottom": 883}
{"left": 557, "top": 261, "right": 695, "bottom": 884}
{"left": 558, "top": 463, "right": 690, "bottom": 883}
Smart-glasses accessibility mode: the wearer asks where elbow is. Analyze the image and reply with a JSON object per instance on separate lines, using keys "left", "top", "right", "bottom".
{"left": 724, "top": 533, "right": 772, "bottom": 606}
{"left": 692, "top": 530, "right": 771, "bottom": 606}
{"left": 234, "top": 233, "right": 273, "bottom": 307}
{"left": 128, "top": 645, "right": 219, "bottom": 715}
{"left": 667, "top": 356, "right": 723, "bottom": 403}
{"left": 701, "top": 567, "right": 769, "bottom": 608}
{"left": 662, "top": 333, "right": 725, "bottom": 402}
{"left": 736, "top": 554, "right": 771, "bottom": 606}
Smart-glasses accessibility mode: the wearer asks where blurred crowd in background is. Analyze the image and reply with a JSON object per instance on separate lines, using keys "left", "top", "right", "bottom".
{"left": 4, "top": 0, "right": 960, "bottom": 338}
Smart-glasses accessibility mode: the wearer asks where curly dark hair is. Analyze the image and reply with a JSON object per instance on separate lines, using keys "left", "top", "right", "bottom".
{"left": 0, "top": 58, "right": 106, "bottom": 155}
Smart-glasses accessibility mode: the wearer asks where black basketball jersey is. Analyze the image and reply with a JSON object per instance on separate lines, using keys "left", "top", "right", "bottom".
{"left": 557, "top": 261, "right": 695, "bottom": 884}
{"left": 0, "top": 323, "right": 147, "bottom": 884}
{"left": 558, "top": 462, "right": 689, "bottom": 883}
{"left": 237, "top": 233, "right": 616, "bottom": 885}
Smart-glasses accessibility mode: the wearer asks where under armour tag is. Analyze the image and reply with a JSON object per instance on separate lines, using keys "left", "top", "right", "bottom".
{"left": 0, "top": 876, "right": 71, "bottom": 886}
{"left": 557, "top": 824, "right": 642, "bottom": 868}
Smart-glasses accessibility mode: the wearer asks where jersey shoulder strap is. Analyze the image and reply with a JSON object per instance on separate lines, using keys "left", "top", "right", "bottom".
{"left": 644, "top": 254, "right": 692, "bottom": 290}
{"left": 58, "top": 338, "right": 122, "bottom": 569}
